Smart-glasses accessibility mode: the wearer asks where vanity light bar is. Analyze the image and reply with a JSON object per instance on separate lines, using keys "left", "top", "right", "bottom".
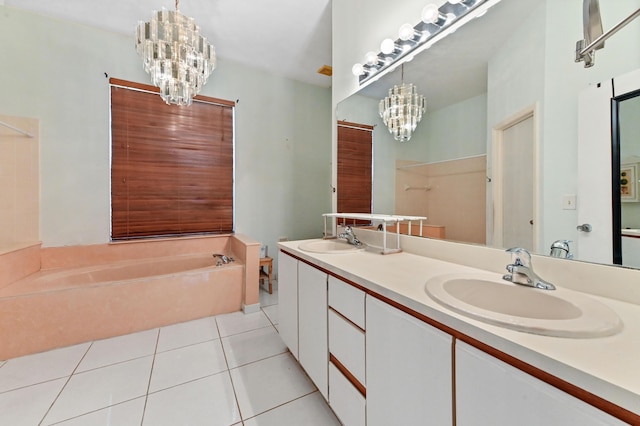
{"left": 353, "top": 0, "right": 502, "bottom": 85}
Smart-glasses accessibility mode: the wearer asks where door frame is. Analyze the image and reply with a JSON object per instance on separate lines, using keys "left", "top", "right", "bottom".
{"left": 490, "top": 104, "right": 540, "bottom": 252}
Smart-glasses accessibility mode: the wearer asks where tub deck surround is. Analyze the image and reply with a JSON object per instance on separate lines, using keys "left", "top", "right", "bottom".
{"left": 0, "top": 242, "right": 41, "bottom": 289}
{"left": 0, "top": 234, "right": 260, "bottom": 360}
{"left": 279, "top": 237, "right": 640, "bottom": 420}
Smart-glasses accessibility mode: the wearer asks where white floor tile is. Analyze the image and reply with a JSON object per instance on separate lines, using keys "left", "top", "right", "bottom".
{"left": 42, "top": 356, "right": 153, "bottom": 425}
{"left": 259, "top": 288, "right": 278, "bottom": 307}
{"left": 0, "top": 343, "right": 90, "bottom": 393}
{"left": 0, "top": 378, "right": 66, "bottom": 426}
{"left": 143, "top": 373, "right": 241, "bottom": 426}
{"left": 48, "top": 397, "right": 145, "bottom": 426}
{"left": 222, "top": 327, "right": 286, "bottom": 369}
{"left": 244, "top": 391, "right": 340, "bottom": 426}
{"left": 77, "top": 329, "right": 158, "bottom": 372}
{"left": 156, "top": 316, "right": 219, "bottom": 353}
{"left": 216, "top": 311, "right": 272, "bottom": 337}
{"left": 149, "top": 340, "right": 227, "bottom": 393}
{"left": 230, "top": 353, "right": 315, "bottom": 419}
{"left": 262, "top": 304, "right": 278, "bottom": 325}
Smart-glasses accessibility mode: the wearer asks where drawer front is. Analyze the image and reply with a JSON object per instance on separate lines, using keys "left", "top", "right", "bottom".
{"left": 328, "top": 276, "right": 365, "bottom": 329}
{"left": 329, "top": 309, "right": 365, "bottom": 386}
{"left": 329, "top": 362, "right": 366, "bottom": 426}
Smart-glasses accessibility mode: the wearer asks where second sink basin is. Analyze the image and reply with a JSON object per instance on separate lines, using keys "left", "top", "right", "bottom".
{"left": 298, "top": 239, "right": 365, "bottom": 254}
{"left": 425, "top": 273, "right": 622, "bottom": 338}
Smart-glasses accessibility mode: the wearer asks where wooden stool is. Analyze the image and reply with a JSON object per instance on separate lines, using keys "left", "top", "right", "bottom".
{"left": 259, "top": 256, "right": 273, "bottom": 294}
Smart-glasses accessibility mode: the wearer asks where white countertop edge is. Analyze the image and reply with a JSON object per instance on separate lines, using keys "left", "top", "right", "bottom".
{"left": 278, "top": 239, "right": 640, "bottom": 416}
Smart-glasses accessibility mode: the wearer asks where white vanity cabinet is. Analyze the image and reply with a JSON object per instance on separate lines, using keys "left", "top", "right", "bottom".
{"left": 327, "top": 276, "right": 366, "bottom": 426}
{"left": 298, "top": 261, "right": 328, "bottom": 400}
{"left": 455, "top": 342, "right": 625, "bottom": 426}
{"left": 366, "top": 296, "right": 453, "bottom": 426}
{"left": 277, "top": 252, "right": 298, "bottom": 359}
{"left": 278, "top": 252, "right": 329, "bottom": 398}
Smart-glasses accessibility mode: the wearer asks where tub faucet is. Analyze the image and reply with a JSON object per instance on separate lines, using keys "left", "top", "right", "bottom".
{"left": 212, "top": 254, "right": 234, "bottom": 265}
{"left": 503, "top": 247, "right": 555, "bottom": 290}
{"left": 338, "top": 226, "right": 363, "bottom": 247}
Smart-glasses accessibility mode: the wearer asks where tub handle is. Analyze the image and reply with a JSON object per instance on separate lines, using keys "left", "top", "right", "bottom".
{"left": 212, "top": 254, "right": 234, "bottom": 264}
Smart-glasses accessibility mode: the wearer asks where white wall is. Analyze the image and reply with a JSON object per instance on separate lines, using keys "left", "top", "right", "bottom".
{"left": 0, "top": 6, "right": 331, "bottom": 255}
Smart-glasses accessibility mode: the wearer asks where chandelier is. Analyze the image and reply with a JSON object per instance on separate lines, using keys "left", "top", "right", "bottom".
{"left": 135, "top": 0, "right": 216, "bottom": 106}
{"left": 378, "top": 65, "right": 426, "bottom": 142}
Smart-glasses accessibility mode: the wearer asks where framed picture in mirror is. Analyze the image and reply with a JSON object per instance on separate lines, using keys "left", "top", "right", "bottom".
{"left": 621, "top": 164, "right": 638, "bottom": 202}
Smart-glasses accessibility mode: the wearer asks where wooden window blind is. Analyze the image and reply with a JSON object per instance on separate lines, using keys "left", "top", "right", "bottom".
{"left": 337, "top": 121, "right": 374, "bottom": 223}
{"left": 110, "top": 78, "right": 234, "bottom": 240}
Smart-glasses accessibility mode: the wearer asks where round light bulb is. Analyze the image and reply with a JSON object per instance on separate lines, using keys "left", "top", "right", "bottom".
{"left": 380, "top": 38, "right": 396, "bottom": 55}
{"left": 398, "top": 23, "right": 415, "bottom": 41}
{"left": 364, "top": 51, "right": 379, "bottom": 65}
{"left": 422, "top": 4, "right": 440, "bottom": 24}
{"left": 352, "top": 63, "right": 365, "bottom": 76}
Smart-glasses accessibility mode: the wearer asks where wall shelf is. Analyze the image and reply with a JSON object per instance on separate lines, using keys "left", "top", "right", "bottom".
{"left": 322, "top": 213, "right": 427, "bottom": 254}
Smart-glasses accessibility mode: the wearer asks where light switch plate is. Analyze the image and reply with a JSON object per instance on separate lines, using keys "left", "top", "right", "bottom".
{"left": 563, "top": 194, "right": 577, "bottom": 210}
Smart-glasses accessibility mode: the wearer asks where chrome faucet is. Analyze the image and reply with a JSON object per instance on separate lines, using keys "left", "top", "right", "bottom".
{"left": 503, "top": 247, "right": 556, "bottom": 290}
{"left": 338, "top": 226, "right": 363, "bottom": 247}
{"left": 549, "top": 240, "right": 573, "bottom": 259}
{"left": 213, "top": 254, "right": 234, "bottom": 266}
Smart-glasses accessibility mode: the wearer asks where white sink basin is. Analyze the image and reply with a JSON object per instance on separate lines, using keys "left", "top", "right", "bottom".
{"left": 298, "top": 239, "right": 365, "bottom": 254}
{"left": 425, "top": 273, "right": 622, "bottom": 338}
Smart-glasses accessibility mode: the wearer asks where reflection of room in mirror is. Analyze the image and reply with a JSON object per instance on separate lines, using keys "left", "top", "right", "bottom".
{"left": 619, "top": 94, "right": 640, "bottom": 267}
{"left": 395, "top": 156, "right": 486, "bottom": 245}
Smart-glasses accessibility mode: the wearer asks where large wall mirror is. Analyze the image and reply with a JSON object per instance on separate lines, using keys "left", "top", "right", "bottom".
{"left": 336, "top": 0, "right": 640, "bottom": 268}
{"left": 613, "top": 88, "right": 640, "bottom": 267}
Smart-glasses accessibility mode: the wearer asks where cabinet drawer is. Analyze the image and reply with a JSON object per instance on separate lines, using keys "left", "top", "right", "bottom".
{"left": 329, "top": 362, "right": 366, "bottom": 426}
{"left": 329, "top": 309, "right": 365, "bottom": 386}
{"left": 328, "top": 276, "right": 365, "bottom": 329}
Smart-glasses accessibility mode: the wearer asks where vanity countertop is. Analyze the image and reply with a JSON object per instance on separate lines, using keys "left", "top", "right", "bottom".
{"left": 279, "top": 239, "right": 640, "bottom": 417}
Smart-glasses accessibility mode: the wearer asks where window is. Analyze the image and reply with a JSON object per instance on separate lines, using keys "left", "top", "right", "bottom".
{"left": 337, "top": 121, "right": 373, "bottom": 223}
{"left": 110, "top": 78, "right": 234, "bottom": 240}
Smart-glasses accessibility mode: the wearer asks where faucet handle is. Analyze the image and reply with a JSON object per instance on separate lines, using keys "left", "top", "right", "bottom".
{"left": 505, "top": 247, "right": 531, "bottom": 266}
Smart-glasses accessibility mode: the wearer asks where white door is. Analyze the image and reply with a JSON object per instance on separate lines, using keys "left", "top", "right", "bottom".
{"left": 493, "top": 110, "right": 536, "bottom": 251}
{"left": 577, "top": 81, "right": 614, "bottom": 263}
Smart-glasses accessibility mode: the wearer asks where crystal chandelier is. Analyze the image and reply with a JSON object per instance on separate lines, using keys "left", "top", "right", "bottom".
{"left": 135, "top": 0, "right": 216, "bottom": 106}
{"left": 378, "top": 65, "right": 426, "bottom": 142}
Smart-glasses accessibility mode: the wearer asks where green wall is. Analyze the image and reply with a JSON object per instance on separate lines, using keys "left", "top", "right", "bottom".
{"left": 0, "top": 6, "right": 331, "bottom": 257}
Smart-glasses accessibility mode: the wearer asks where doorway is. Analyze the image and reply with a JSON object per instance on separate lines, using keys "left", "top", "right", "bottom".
{"left": 492, "top": 107, "right": 538, "bottom": 252}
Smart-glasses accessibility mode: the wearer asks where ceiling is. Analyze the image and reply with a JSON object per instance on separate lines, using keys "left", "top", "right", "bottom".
{"left": 4, "top": 0, "right": 540, "bottom": 108}
{"left": 3, "top": 0, "right": 333, "bottom": 88}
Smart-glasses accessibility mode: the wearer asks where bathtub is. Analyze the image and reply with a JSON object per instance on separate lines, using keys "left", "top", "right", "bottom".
{"left": 0, "top": 235, "right": 260, "bottom": 359}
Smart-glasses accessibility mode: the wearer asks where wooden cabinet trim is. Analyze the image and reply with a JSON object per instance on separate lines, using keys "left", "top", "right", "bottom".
{"left": 329, "top": 307, "right": 365, "bottom": 333}
{"left": 279, "top": 248, "right": 640, "bottom": 424}
{"left": 330, "top": 354, "right": 366, "bottom": 397}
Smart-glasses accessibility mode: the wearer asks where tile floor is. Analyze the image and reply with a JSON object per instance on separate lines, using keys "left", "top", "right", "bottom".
{"left": 0, "top": 288, "right": 341, "bottom": 425}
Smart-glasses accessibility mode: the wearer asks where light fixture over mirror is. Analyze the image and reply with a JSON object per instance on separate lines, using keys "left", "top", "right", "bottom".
{"left": 351, "top": 0, "right": 502, "bottom": 85}
{"left": 135, "top": 0, "right": 217, "bottom": 106}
